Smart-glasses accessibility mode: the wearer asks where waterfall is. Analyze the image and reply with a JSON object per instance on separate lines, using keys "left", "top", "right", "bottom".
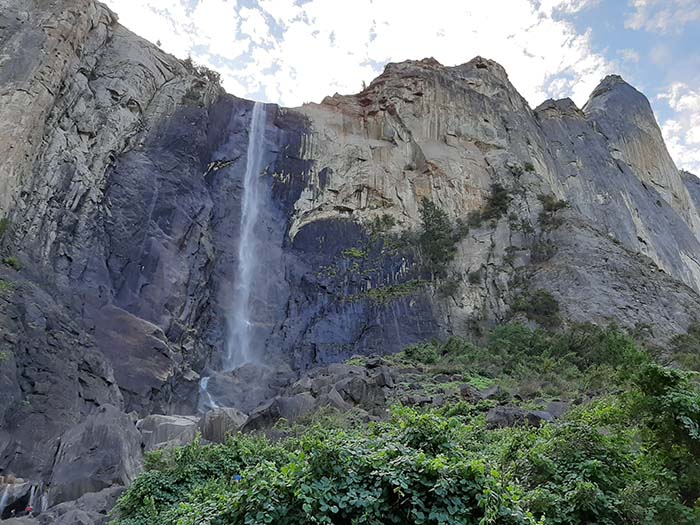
{"left": 198, "top": 376, "right": 219, "bottom": 411}
{"left": 225, "top": 101, "right": 267, "bottom": 370}
{"left": 0, "top": 485, "right": 9, "bottom": 517}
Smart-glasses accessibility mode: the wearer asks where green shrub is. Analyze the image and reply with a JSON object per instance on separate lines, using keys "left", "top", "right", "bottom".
{"left": 468, "top": 269, "right": 482, "bottom": 284}
{"left": 0, "top": 279, "right": 14, "bottom": 295}
{"left": 482, "top": 183, "right": 511, "bottom": 221}
{"left": 512, "top": 289, "right": 560, "bottom": 327}
{"left": 2, "top": 256, "right": 21, "bottom": 271}
{"left": 342, "top": 247, "right": 367, "bottom": 259}
{"left": 114, "top": 323, "right": 700, "bottom": 525}
{"left": 0, "top": 218, "right": 9, "bottom": 239}
{"left": 524, "top": 162, "right": 536, "bottom": 172}
{"left": 368, "top": 214, "right": 396, "bottom": 238}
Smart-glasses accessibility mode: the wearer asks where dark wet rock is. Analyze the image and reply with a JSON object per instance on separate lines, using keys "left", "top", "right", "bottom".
{"left": 38, "top": 486, "right": 123, "bottom": 525}
{"left": 198, "top": 408, "right": 248, "bottom": 443}
{"left": 370, "top": 367, "right": 395, "bottom": 388}
{"left": 46, "top": 405, "right": 142, "bottom": 506}
{"left": 480, "top": 386, "right": 511, "bottom": 402}
{"left": 204, "top": 365, "right": 295, "bottom": 413}
{"left": 242, "top": 394, "right": 316, "bottom": 432}
{"left": 406, "top": 395, "right": 432, "bottom": 406}
{"left": 460, "top": 384, "right": 482, "bottom": 402}
{"left": 335, "top": 376, "right": 386, "bottom": 410}
{"left": 545, "top": 401, "right": 570, "bottom": 419}
{"left": 486, "top": 407, "right": 554, "bottom": 429}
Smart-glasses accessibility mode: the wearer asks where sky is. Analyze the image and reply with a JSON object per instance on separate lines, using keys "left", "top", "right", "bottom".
{"left": 104, "top": 0, "right": 700, "bottom": 173}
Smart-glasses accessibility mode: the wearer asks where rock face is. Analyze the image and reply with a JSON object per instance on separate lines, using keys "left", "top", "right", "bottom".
{"left": 3, "top": 0, "right": 700, "bottom": 516}
{"left": 47, "top": 405, "right": 142, "bottom": 507}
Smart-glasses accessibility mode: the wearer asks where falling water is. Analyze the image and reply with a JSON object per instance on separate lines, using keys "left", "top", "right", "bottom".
{"left": 0, "top": 485, "right": 9, "bottom": 517}
{"left": 198, "top": 102, "right": 267, "bottom": 411}
{"left": 225, "top": 101, "right": 267, "bottom": 370}
{"left": 198, "top": 376, "right": 219, "bottom": 411}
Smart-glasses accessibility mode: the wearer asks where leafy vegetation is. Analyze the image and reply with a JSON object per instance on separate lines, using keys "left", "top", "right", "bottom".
{"left": 341, "top": 247, "right": 367, "bottom": 259}
{"left": 537, "top": 194, "right": 568, "bottom": 229}
{"left": 0, "top": 218, "right": 9, "bottom": 239}
{"left": 0, "top": 279, "right": 14, "bottom": 295}
{"left": 418, "top": 199, "right": 458, "bottom": 278}
{"left": 392, "top": 323, "right": 646, "bottom": 400}
{"left": 2, "top": 256, "right": 21, "bottom": 271}
{"left": 367, "top": 213, "right": 397, "bottom": 239}
{"left": 348, "top": 280, "right": 427, "bottom": 304}
{"left": 481, "top": 183, "right": 512, "bottom": 222}
{"left": 511, "top": 289, "right": 560, "bottom": 327}
{"left": 113, "top": 323, "right": 700, "bottom": 524}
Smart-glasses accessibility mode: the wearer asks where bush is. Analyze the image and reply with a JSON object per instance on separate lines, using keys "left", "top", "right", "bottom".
{"left": 0, "top": 218, "right": 9, "bottom": 239}
{"left": 482, "top": 183, "right": 511, "bottom": 221}
{"left": 114, "top": 324, "right": 700, "bottom": 525}
{"left": 512, "top": 289, "right": 560, "bottom": 327}
{"left": 368, "top": 214, "right": 396, "bottom": 238}
{"left": 2, "top": 256, "right": 21, "bottom": 271}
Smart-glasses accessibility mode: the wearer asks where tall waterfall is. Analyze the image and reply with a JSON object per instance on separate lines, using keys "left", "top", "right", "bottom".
{"left": 225, "top": 101, "right": 267, "bottom": 370}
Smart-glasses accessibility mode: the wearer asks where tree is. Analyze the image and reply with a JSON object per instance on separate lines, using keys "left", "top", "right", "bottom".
{"left": 419, "top": 198, "right": 456, "bottom": 279}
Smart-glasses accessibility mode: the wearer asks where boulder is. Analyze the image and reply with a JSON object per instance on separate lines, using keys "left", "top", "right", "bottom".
{"left": 38, "top": 486, "right": 123, "bottom": 525}
{"left": 46, "top": 405, "right": 142, "bottom": 506}
{"left": 371, "top": 367, "right": 395, "bottom": 388}
{"left": 486, "top": 407, "right": 554, "bottom": 429}
{"left": 243, "top": 393, "right": 315, "bottom": 432}
{"left": 198, "top": 408, "right": 248, "bottom": 443}
{"left": 480, "top": 386, "right": 511, "bottom": 402}
{"left": 137, "top": 415, "right": 199, "bottom": 451}
{"left": 335, "top": 376, "right": 385, "bottom": 410}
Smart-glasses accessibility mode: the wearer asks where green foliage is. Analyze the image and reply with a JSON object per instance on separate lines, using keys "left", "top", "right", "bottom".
{"left": 537, "top": 194, "right": 569, "bottom": 229}
{"left": 511, "top": 289, "right": 560, "bottom": 327}
{"left": 0, "top": 350, "right": 12, "bottom": 362}
{"left": 351, "top": 279, "right": 426, "bottom": 304}
{"left": 394, "top": 324, "right": 649, "bottom": 400}
{"left": 182, "top": 56, "right": 221, "bottom": 83}
{"left": 2, "top": 256, "right": 21, "bottom": 271}
{"left": 114, "top": 324, "right": 700, "bottom": 525}
{"left": 630, "top": 364, "right": 700, "bottom": 504}
{"left": 0, "top": 218, "right": 9, "bottom": 239}
{"left": 341, "top": 247, "right": 367, "bottom": 259}
{"left": 669, "top": 322, "right": 700, "bottom": 371}
{"left": 419, "top": 198, "right": 458, "bottom": 278}
{"left": 0, "top": 279, "right": 14, "bottom": 295}
{"left": 524, "top": 162, "right": 536, "bottom": 172}
{"left": 538, "top": 194, "right": 568, "bottom": 213}
{"left": 468, "top": 269, "right": 482, "bottom": 284}
{"left": 367, "top": 213, "right": 396, "bottom": 239}
{"left": 482, "top": 183, "right": 511, "bottom": 221}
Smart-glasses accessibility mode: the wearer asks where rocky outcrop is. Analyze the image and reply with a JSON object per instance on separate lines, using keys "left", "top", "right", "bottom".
{"left": 137, "top": 415, "right": 199, "bottom": 452}
{"left": 3, "top": 0, "right": 700, "bottom": 518}
{"left": 47, "top": 405, "right": 141, "bottom": 507}
{"left": 197, "top": 408, "right": 247, "bottom": 443}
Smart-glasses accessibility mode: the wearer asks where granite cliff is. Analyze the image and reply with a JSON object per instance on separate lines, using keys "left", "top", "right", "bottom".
{"left": 1, "top": 0, "right": 700, "bottom": 520}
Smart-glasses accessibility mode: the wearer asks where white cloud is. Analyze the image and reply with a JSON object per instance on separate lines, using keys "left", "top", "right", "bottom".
{"left": 658, "top": 83, "right": 700, "bottom": 174}
{"left": 626, "top": 0, "right": 700, "bottom": 34}
{"left": 619, "top": 48, "right": 641, "bottom": 63}
{"left": 104, "top": 0, "right": 613, "bottom": 109}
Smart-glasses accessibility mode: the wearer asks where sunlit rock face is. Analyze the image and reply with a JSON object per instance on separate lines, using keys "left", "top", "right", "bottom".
{"left": 3, "top": 0, "right": 700, "bottom": 507}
